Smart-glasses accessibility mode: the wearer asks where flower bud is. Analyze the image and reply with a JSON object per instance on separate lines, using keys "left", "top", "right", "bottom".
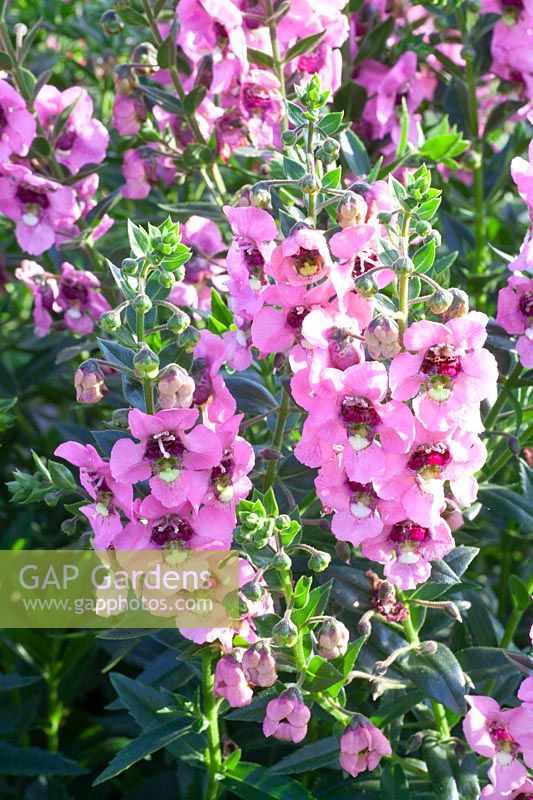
{"left": 121, "top": 257, "right": 140, "bottom": 275}
{"left": 272, "top": 618, "right": 298, "bottom": 647}
{"left": 250, "top": 182, "right": 271, "bottom": 209}
{"left": 418, "top": 640, "right": 438, "bottom": 655}
{"left": 133, "top": 294, "right": 152, "bottom": 314}
{"left": 323, "top": 138, "right": 340, "bottom": 157}
{"left": 179, "top": 327, "right": 201, "bottom": 351}
{"left": 354, "top": 273, "right": 378, "bottom": 297}
{"left": 241, "top": 580, "right": 264, "bottom": 602}
{"left": 133, "top": 344, "right": 159, "bottom": 379}
{"left": 335, "top": 540, "right": 351, "bottom": 564}
{"left": 336, "top": 191, "right": 368, "bottom": 228}
{"left": 308, "top": 550, "right": 331, "bottom": 572}
{"left": 157, "top": 365, "right": 195, "bottom": 410}
{"left": 99, "top": 309, "right": 121, "bottom": 332}
{"left": 111, "top": 408, "right": 130, "bottom": 428}
{"left": 364, "top": 314, "right": 401, "bottom": 360}
{"left": 158, "top": 271, "right": 175, "bottom": 289}
{"left": 74, "top": 360, "right": 108, "bottom": 404}
{"left": 282, "top": 130, "right": 297, "bottom": 146}
{"left": 241, "top": 512, "right": 261, "bottom": 530}
{"left": 298, "top": 174, "right": 320, "bottom": 194}
{"left": 393, "top": 256, "right": 415, "bottom": 275}
{"left": 263, "top": 688, "right": 310, "bottom": 743}
{"left": 442, "top": 287, "right": 469, "bottom": 320}
{"left": 427, "top": 289, "right": 453, "bottom": 314}
{"left": 167, "top": 309, "right": 190, "bottom": 335}
{"left": 415, "top": 220, "right": 432, "bottom": 237}
{"left": 242, "top": 643, "right": 277, "bottom": 688}
{"left": 131, "top": 42, "right": 159, "bottom": 75}
{"left": 377, "top": 211, "right": 392, "bottom": 225}
{"left": 114, "top": 64, "right": 136, "bottom": 94}
{"left": 214, "top": 653, "right": 253, "bottom": 708}
{"left": 275, "top": 514, "right": 291, "bottom": 530}
{"left": 100, "top": 10, "right": 123, "bottom": 35}
{"left": 272, "top": 551, "right": 292, "bottom": 572}
{"left": 317, "top": 619, "right": 349, "bottom": 660}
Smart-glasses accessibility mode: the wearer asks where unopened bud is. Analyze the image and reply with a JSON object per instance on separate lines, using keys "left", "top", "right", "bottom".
{"left": 111, "top": 408, "right": 130, "bottom": 428}
{"left": 308, "top": 550, "right": 331, "bottom": 572}
{"left": 158, "top": 271, "right": 175, "bottom": 289}
{"left": 133, "top": 294, "right": 152, "bottom": 314}
{"left": 358, "top": 610, "right": 374, "bottom": 637}
{"left": 132, "top": 42, "right": 159, "bottom": 75}
{"left": 133, "top": 344, "right": 159, "bottom": 379}
{"left": 406, "top": 732, "right": 424, "bottom": 754}
{"left": 393, "top": 256, "right": 415, "bottom": 275}
{"left": 99, "top": 309, "right": 121, "bottom": 332}
{"left": 335, "top": 540, "right": 351, "bottom": 564}
{"left": 364, "top": 314, "right": 401, "bottom": 360}
{"left": 298, "top": 174, "right": 320, "bottom": 195}
{"left": 442, "top": 288, "right": 469, "bottom": 320}
{"left": 377, "top": 211, "right": 392, "bottom": 225}
{"left": 427, "top": 289, "right": 453, "bottom": 314}
{"left": 121, "top": 257, "right": 140, "bottom": 275}
{"left": 336, "top": 191, "right": 368, "bottom": 228}
{"left": 242, "top": 643, "right": 277, "bottom": 687}
{"left": 167, "top": 309, "right": 191, "bottom": 335}
{"left": 74, "top": 360, "right": 108, "bottom": 404}
{"left": 114, "top": 64, "right": 136, "bottom": 94}
{"left": 418, "top": 640, "right": 438, "bottom": 655}
{"left": 354, "top": 273, "right": 378, "bottom": 297}
{"left": 275, "top": 514, "right": 291, "bottom": 530}
{"left": 442, "top": 602, "right": 463, "bottom": 623}
{"left": 282, "top": 129, "right": 297, "bottom": 146}
{"left": 317, "top": 619, "right": 349, "bottom": 660}
{"left": 271, "top": 551, "right": 292, "bottom": 572}
{"left": 272, "top": 618, "right": 298, "bottom": 648}
{"left": 241, "top": 580, "right": 264, "bottom": 602}
{"left": 250, "top": 182, "right": 271, "bottom": 209}
{"left": 179, "top": 327, "right": 201, "bottom": 352}
{"left": 415, "top": 220, "right": 432, "bottom": 237}
{"left": 100, "top": 10, "right": 123, "bottom": 35}
{"left": 323, "top": 138, "right": 340, "bottom": 157}
{"left": 157, "top": 365, "right": 195, "bottom": 409}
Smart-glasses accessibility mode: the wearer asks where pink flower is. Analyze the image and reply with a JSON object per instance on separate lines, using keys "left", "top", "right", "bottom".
{"left": 214, "top": 653, "right": 253, "bottom": 707}
{"left": 339, "top": 718, "right": 391, "bottom": 777}
{"left": 389, "top": 312, "right": 498, "bottom": 432}
{"left": 242, "top": 643, "right": 277, "bottom": 688}
{"left": 114, "top": 494, "right": 235, "bottom": 550}
{"left": 362, "top": 506, "right": 454, "bottom": 589}
{"left": 316, "top": 459, "right": 383, "bottom": 546}
{"left": 177, "top": 0, "right": 247, "bottom": 68}
{"left": 112, "top": 94, "right": 147, "bottom": 136}
{"left": 192, "top": 329, "right": 237, "bottom": 424}
{"left": 463, "top": 696, "right": 527, "bottom": 796}
{"left": 269, "top": 227, "right": 332, "bottom": 286}
{"left": 35, "top": 85, "right": 108, "bottom": 174}
{"left": 54, "top": 442, "right": 132, "bottom": 549}
{"left": 15, "top": 260, "right": 58, "bottom": 337}
{"left": 206, "top": 416, "right": 254, "bottom": 506}
{"left": 480, "top": 776, "right": 533, "bottom": 800}
{"left": 329, "top": 223, "right": 392, "bottom": 311}
{"left": 263, "top": 689, "right": 311, "bottom": 744}
{"left": 122, "top": 148, "right": 176, "bottom": 200}
{"left": 497, "top": 274, "right": 533, "bottom": 367}
{"left": 0, "top": 79, "right": 36, "bottom": 161}
{"left": 240, "top": 69, "right": 284, "bottom": 149}
{"left": 169, "top": 215, "right": 227, "bottom": 312}
{"left": 0, "top": 163, "right": 81, "bottom": 255}
{"left": 109, "top": 408, "right": 222, "bottom": 508}
{"left": 491, "top": 11, "right": 533, "bottom": 98}
{"left": 56, "top": 261, "right": 110, "bottom": 334}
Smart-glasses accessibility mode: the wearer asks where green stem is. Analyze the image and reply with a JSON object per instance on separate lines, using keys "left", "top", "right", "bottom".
{"left": 483, "top": 361, "right": 522, "bottom": 431}
{"left": 264, "top": 0, "right": 287, "bottom": 131}
{"left": 45, "top": 641, "right": 63, "bottom": 751}
{"left": 400, "top": 597, "right": 451, "bottom": 739}
{"left": 306, "top": 120, "right": 317, "bottom": 223}
{"left": 202, "top": 651, "right": 222, "bottom": 800}
{"left": 263, "top": 386, "right": 290, "bottom": 491}
{"left": 398, "top": 213, "right": 411, "bottom": 342}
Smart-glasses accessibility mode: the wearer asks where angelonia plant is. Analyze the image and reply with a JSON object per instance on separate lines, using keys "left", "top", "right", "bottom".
{"left": 0, "top": 0, "right": 532, "bottom": 799}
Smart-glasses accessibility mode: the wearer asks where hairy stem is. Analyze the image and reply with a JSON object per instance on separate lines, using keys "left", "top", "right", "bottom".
{"left": 202, "top": 650, "right": 222, "bottom": 800}
{"left": 263, "top": 385, "right": 290, "bottom": 491}
{"left": 264, "top": 0, "right": 287, "bottom": 130}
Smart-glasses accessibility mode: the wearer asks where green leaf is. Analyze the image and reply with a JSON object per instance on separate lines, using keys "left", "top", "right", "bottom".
{"left": 423, "top": 740, "right": 480, "bottom": 800}
{"left": 127, "top": 219, "right": 150, "bottom": 259}
{"left": 270, "top": 736, "right": 338, "bottom": 774}
{"left": 93, "top": 719, "right": 192, "bottom": 785}
{"left": 320, "top": 111, "right": 343, "bottom": 136}
{"left": 225, "top": 375, "right": 277, "bottom": 415}
{"left": 157, "top": 33, "right": 176, "bottom": 69}
{"left": 286, "top": 101, "right": 306, "bottom": 127}
{"left": 0, "top": 673, "right": 41, "bottom": 691}
{"left": 400, "top": 643, "right": 466, "bottom": 714}
{"left": 0, "top": 743, "right": 85, "bottom": 776}
{"left": 380, "top": 763, "right": 409, "bottom": 800}
{"left": 137, "top": 84, "right": 183, "bottom": 116}
{"left": 225, "top": 689, "right": 277, "bottom": 722}
{"left": 321, "top": 166, "right": 341, "bottom": 190}
{"left": 0, "top": 51, "right": 12, "bottom": 69}
{"left": 303, "top": 655, "right": 344, "bottom": 692}
{"left": 110, "top": 673, "right": 173, "bottom": 730}
{"left": 293, "top": 575, "right": 312, "bottom": 610}
{"left": 353, "top": 17, "right": 394, "bottom": 66}
{"left": 509, "top": 574, "right": 530, "bottom": 611}
{"left": 395, "top": 97, "right": 410, "bottom": 159}
{"left": 333, "top": 83, "right": 367, "bottom": 123}
{"left": 413, "top": 238, "right": 436, "bottom": 273}
{"left": 184, "top": 85, "right": 207, "bottom": 115}
{"left": 97, "top": 338, "right": 134, "bottom": 370}
{"left": 210, "top": 288, "right": 233, "bottom": 329}
{"left": 484, "top": 100, "right": 524, "bottom": 137}
{"left": 284, "top": 32, "right": 326, "bottom": 63}
{"left": 339, "top": 129, "right": 370, "bottom": 175}
{"left": 337, "top": 635, "right": 366, "bottom": 677}
{"left": 226, "top": 761, "right": 316, "bottom": 800}
{"left": 247, "top": 47, "right": 274, "bottom": 70}
{"left": 118, "top": 6, "right": 146, "bottom": 25}
{"left": 457, "top": 647, "right": 516, "bottom": 684}
{"left": 292, "top": 580, "right": 332, "bottom": 628}
{"left": 419, "top": 134, "right": 468, "bottom": 162}
{"left": 283, "top": 155, "right": 306, "bottom": 180}
{"left": 263, "top": 486, "right": 279, "bottom": 517}
{"left": 47, "top": 461, "right": 77, "bottom": 491}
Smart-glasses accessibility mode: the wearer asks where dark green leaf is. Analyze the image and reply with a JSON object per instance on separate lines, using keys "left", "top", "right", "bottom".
{"left": 284, "top": 32, "right": 325, "bottom": 63}
{"left": 226, "top": 761, "right": 316, "bottom": 800}
{"left": 271, "top": 736, "right": 338, "bottom": 774}
{"left": 353, "top": 17, "right": 394, "bottom": 66}
{"left": 247, "top": 47, "right": 275, "bottom": 70}
{"left": 0, "top": 743, "right": 85, "bottom": 776}
{"left": 339, "top": 129, "right": 370, "bottom": 175}
{"left": 400, "top": 643, "right": 466, "bottom": 714}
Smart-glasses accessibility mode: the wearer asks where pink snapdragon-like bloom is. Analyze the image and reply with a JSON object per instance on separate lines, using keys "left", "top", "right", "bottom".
{"left": 269, "top": 226, "right": 332, "bottom": 286}
{"left": 214, "top": 653, "right": 253, "bottom": 707}
{"left": 339, "top": 718, "right": 391, "bottom": 777}
{"left": 170, "top": 215, "right": 227, "bottom": 311}
{"left": 491, "top": 10, "right": 533, "bottom": 98}
{"left": 0, "top": 79, "right": 36, "bottom": 161}
{"left": 223, "top": 205, "right": 277, "bottom": 315}
{"left": 242, "top": 643, "right": 277, "bottom": 688}
{"left": 112, "top": 93, "right": 147, "bottom": 136}
{"left": 496, "top": 274, "right": 533, "bottom": 367}
{"left": 55, "top": 442, "right": 132, "bottom": 549}
{"left": 362, "top": 505, "right": 454, "bottom": 589}
{"left": 35, "top": 85, "right": 109, "bottom": 174}
{"left": 192, "top": 329, "right": 237, "bottom": 424}
{"left": 511, "top": 138, "right": 533, "bottom": 219}
{"left": 74, "top": 173, "right": 114, "bottom": 241}
{"left": 329, "top": 223, "right": 393, "bottom": 311}
{"left": 240, "top": 69, "right": 284, "bottom": 149}
{"left": 251, "top": 282, "right": 331, "bottom": 356}
{"left": 389, "top": 312, "right": 498, "bottom": 432}
{"left": 316, "top": 459, "right": 383, "bottom": 545}
{"left": 463, "top": 696, "right": 527, "bottom": 796}
{"left": 509, "top": 678, "right": 533, "bottom": 771}
{"left": 177, "top": 0, "right": 247, "bottom": 71}
{"left": 376, "top": 425, "right": 487, "bottom": 527}
{"left": 0, "top": 163, "right": 81, "bottom": 255}
{"left": 263, "top": 689, "right": 311, "bottom": 744}
{"left": 121, "top": 148, "right": 176, "bottom": 200}
{"left": 157, "top": 365, "right": 195, "bottom": 410}
{"left": 15, "top": 259, "right": 58, "bottom": 337}
{"left": 109, "top": 408, "right": 222, "bottom": 508}
{"left": 481, "top": 776, "right": 533, "bottom": 800}
{"left": 114, "top": 494, "right": 235, "bottom": 550}
{"left": 205, "top": 415, "right": 254, "bottom": 506}
{"left": 56, "top": 261, "right": 111, "bottom": 335}
{"left": 295, "top": 362, "right": 414, "bottom": 482}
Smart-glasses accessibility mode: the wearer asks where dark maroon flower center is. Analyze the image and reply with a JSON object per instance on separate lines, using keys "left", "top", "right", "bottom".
{"left": 351, "top": 251, "right": 379, "bottom": 279}
{"left": 489, "top": 723, "right": 518, "bottom": 752}
{"left": 286, "top": 305, "right": 310, "bottom": 330}
{"left": 407, "top": 442, "right": 451, "bottom": 473}
{"left": 519, "top": 290, "right": 533, "bottom": 318}
{"left": 242, "top": 246, "right": 267, "bottom": 285}
{"left": 144, "top": 432, "right": 184, "bottom": 461}
{"left": 16, "top": 184, "right": 50, "bottom": 210}
{"left": 0, "top": 104, "right": 7, "bottom": 133}
{"left": 502, "top": 0, "right": 523, "bottom": 9}
{"left": 389, "top": 521, "right": 429, "bottom": 543}
{"left": 293, "top": 248, "right": 324, "bottom": 278}
{"left": 191, "top": 357, "right": 213, "bottom": 405}
{"left": 211, "top": 448, "right": 234, "bottom": 481}
{"left": 242, "top": 85, "right": 272, "bottom": 112}
{"left": 56, "top": 127, "right": 76, "bottom": 152}
{"left": 150, "top": 515, "right": 194, "bottom": 547}
{"left": 298, "top": 44, "right": 326, "bottom": 73}
{"left": 214, "top": 21, "right": 229, "bottom": 46}
{"left": 61, "top": 278, "right": 89, "bottom": 304}
{"left": 347, "top": 480, "right": 378, "bottom": 507}
{"left": 420, "top": 344, "right": 462, "bottom": 377}
{"left": 341, "top": 396, "right": 381, "bottom": 426}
